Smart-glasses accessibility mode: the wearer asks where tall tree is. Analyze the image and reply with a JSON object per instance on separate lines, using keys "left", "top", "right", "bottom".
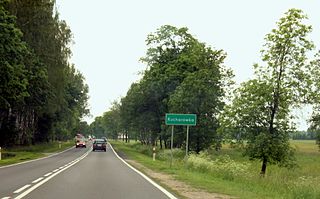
{"left": 307, "top": 52, "right": 320, "bottom": 150}
{"left": 219, "top": 9, "right": 316, "bottom": 175}
{"left": 0, "top": 3, "right": 29, "bottom": 145}
{"left": 1, "top": 0, "right": 89, "bottom": 144}
{"left": 168, "top": 46, "right": 233, "bottom": 152}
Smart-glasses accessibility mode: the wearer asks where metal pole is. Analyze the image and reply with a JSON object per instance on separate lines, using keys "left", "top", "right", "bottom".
{"left": 0, "top": 147, "right": 1, "bottom": 160}
{"left": 185, "top": 125, "right": 189, "bottom": 161}
{"left": 170, "top": 125, "right": 174, "bottom": 167}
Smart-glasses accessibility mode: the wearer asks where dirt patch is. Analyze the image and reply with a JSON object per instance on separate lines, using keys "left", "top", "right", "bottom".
{"left": 126, "top": 159, "right": 236, "bottom": 199}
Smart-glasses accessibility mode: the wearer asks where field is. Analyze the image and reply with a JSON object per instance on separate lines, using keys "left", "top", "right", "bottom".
{"left": 0, "top": 141, "right": 74, "bottom": 167}
{"left": 110, "top": 140, "right": 320, "bottom": 199}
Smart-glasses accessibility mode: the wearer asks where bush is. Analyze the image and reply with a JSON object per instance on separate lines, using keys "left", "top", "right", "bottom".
{"left": 2, "top": 152, "right": 16, "bottom": 159}
{"left": 187, "top": 152, "right": 251, "bottom": 180}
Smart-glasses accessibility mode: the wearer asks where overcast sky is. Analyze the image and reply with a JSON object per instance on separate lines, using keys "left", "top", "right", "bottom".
{"left": 55, "top": 0, "right": 320, "bottom": 129}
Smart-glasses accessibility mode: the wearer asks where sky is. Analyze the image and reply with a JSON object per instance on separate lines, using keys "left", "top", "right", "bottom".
{"left": 55, "top": 0, "right": 320, "bottom": 129}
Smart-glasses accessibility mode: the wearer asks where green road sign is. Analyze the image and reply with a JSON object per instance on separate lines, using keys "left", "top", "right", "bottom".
{"left": 165, "top": 113, "right": 197, "bottom": 126}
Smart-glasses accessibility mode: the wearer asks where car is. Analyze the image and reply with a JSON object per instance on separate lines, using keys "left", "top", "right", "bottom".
{"left": 101, "top": 137, "right": 107, "bottom": 142}
{"left": 75, "top": 139, "right": 86, "bottom": 148}
{"left": 92, "top": 139, "right": 107, "bottom": 152}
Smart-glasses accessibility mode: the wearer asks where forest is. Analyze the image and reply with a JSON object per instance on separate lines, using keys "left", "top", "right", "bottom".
{"left": 0, "top": 0, "right": 89, "bottom": 146}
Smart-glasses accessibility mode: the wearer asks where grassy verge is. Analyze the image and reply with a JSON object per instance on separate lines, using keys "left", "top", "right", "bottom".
{"left": 0, "top": 141, "right": 74, "bottom": 166}
{"left": 110, "top": 140, "right": 320, "bottom": 199}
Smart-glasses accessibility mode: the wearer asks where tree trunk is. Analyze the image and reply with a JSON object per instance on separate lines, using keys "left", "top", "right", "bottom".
{"left": 159, "top": 135, "right": 163, "bottom": 149}
{"left": 196, "top": 135, "right": 200, "bottom": 154}
{"left": 260, "top": 158, "right": 267, "bottom": 176}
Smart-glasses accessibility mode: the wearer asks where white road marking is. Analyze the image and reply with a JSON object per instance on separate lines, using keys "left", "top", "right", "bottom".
{"left": 32, "top": 177, "right": 44, "bottom": 184}
{"left": 52, "top": 169, "right": 59, "bottom": 173}
{"left": 109, "top": 144, "right": 178, "bottom": 199}
{"left": 0, "top": 147, "right": 75, "bottom": 169}
{"left": 1, "top": 197, "right": 11, "bottom": 199}
{"left": 59, "top": 166, "right": 64, "bottom": 169}
{"left": 44, "top": 172, "right": 52, "bottom": 177}
{"left": 15, "top": 149, "right": 91, "bottom": 199}
{"left": 13, "top": 184, "right": 31, "bottom": 193}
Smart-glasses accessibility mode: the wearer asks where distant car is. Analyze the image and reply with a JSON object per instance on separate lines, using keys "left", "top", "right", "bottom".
{"left": 101, "top": 137, "right": 107, "bottom": 142}
{"left": 93, "top": 139, "right": 107, "bottom": 152}
{"left": 75, "top": 139, "right": 86, "bottom": 148}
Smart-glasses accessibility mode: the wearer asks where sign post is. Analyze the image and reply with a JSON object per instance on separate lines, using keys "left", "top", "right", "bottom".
{"left": 186, "top": 126, "right": 189, "bottom": 161}
{"left": 165, "top": 113, "right": 196, "bottom": 166}
{"left": 170, "top": 126, "right": 174, "bottom": 167}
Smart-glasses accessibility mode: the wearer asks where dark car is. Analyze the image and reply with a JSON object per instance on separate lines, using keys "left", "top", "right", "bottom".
{"left": 92, "top": 139, "right": 107, "bottom": 152}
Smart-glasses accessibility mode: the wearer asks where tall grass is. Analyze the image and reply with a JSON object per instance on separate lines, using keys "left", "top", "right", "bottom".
{"left": 111, "top": 140, "right": 320, "bottom": 199}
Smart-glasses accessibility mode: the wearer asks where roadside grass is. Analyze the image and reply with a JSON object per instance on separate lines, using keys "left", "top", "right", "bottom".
{"left": 0, "top": 141, "right": 74, "bottom": 166}
{"left": 110, "top": 140, "right": 320, "bottom": 199}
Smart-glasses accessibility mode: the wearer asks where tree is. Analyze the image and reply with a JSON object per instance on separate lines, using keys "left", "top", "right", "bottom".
{"left": 307, "top": 52, "right": 320, "bottom": 150}
{"left": 1, "top": 0, "right": 89, "bottom": 145}
{"left": 219, "top": 9, "right": 316, "bottom": 175}
{"left": 168, "top": 46, "right": 233, "bottom": 152}
{"left": 0, "top": 4, "right": 30, "bottom": 146}
{"left": 103, "top": 101, "right": 121, "bottom": 140}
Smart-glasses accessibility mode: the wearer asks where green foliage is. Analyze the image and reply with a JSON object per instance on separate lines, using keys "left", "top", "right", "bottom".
{"left": 90, "top": 116, "right": 107, "bottom": 138}
{"left": 0, "top": 0, "right": 89, "bottom": 146}
{"left": 100, "top": 25, "right": 233, "bottom": 152}
{"left": 219, "top": 9, "right": 317, "bottom": 175}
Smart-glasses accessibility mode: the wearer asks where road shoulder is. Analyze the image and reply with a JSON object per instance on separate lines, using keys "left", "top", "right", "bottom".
{"left": 125, "top": 159, "right": 235, "bottom": 199}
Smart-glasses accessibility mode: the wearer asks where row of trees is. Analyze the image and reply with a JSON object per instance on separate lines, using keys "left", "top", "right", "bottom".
{"left": 92, "top": 9, "right": 320, "bottom": 175}
{"left": 94, "top": 25, "right": 233, "bottom": 153}
{"left": 0, "top": 0, "right": 89, "bottom": 146}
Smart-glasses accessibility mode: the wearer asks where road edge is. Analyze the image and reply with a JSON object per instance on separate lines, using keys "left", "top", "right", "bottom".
{"left": 109, "top": 143, "right": 178, "bottom": 199}
{"left": 0, "top": 146, "right": 75, "bottom": 169}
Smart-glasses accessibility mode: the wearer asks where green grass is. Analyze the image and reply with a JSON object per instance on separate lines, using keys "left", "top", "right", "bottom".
{"left": 0, "top": 141, "right": 74, "bottom": 166}
{"left": 110, "top": 140, "right": 320, "bottom": 199}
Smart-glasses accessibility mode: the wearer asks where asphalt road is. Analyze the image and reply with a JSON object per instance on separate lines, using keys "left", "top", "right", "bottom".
{"left": 0, "top": 143, "right": 175, "bottom": 199}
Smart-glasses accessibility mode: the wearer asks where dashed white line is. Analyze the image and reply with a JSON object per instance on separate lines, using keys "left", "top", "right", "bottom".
{"left": 44, "top": 172, "right": 52, "bottom": 177}
{"left": 15, "top": 149, "right": 91, "bottom": 199}
{"left": 13, "top": 184, "right": 31, "bottom": 194}
{"left": 32, "top": 177, "right": 44, "bottom": 184}
{"left": 52, "top": 169, "right": 59, "bottom": 173}
{"left": 2, "top": 197, "right": 11, "bottom": 199}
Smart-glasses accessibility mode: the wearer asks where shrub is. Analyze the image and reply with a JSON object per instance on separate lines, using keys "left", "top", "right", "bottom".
{"left": 187, "top": 152, "right": 251, "bottom": 180}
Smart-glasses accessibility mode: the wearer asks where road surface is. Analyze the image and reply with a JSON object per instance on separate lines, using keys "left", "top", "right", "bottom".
{"left": 0, "top": 142, "right": 176, "bottom": 199}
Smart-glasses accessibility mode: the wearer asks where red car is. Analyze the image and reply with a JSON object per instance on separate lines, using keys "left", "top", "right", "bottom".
{"left": 75, "top": 139, "right": 86, "bottom": 148}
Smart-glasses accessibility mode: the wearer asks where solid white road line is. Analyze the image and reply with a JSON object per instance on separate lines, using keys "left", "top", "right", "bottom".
{"left": 44, "top": 172, "right": 52, "bottom": 177}
{"left": 32, "top": 177, "right": 44, "bottom": 184}
{"left": 109, "top": 144, "right": 178, "bottom": 199}
{"left": 13, "top": 184, "right": 31, "bottom": 194}
{"left": 14, "top": 149, "right": 91, "bottom": 199}
{"left": 0, "top": 146, "right": 75, "bottom": 169}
